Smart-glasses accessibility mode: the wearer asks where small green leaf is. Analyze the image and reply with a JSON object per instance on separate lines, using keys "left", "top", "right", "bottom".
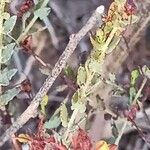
{"left": 4, "top": 15, "right": 17, "bottom": 33}
{"left": 64, "top": 64, "right": 76, "bottom": 80}
{"left": 34, "top": 7, "right": 51, "bottom": 20}
{"left": 129, "top": 87, "right": 136, "bottom": 103}
{"left": 40, "top": 95, "right": 48, "bottom": 114}
{"left": 60, "top": 103, "right": 68, "bottom": 127}
{"left": 95, "top": 29, "right": 105, "bottom": 44}
{"left": 72, "top": 92, "right": 79, "bottom": 104}
{"left": 142, "top": 65, "right": 150, "bottom": 79}
{"left": 107, "top": 35, "right": 120, "bottom": 54}
{"left": 71, "top": 102, "right": 86, "bottom": 113}
{"left": 77, "top": 66, "right": 86, "bottom": 86}
{"left": 0, "top": 68, "right": 17, "bottom": 86}
{"left": 1, "top": 43, "right": 15, "bottom": 63}
{"left": 0, "top": 88, "right": 20, "bottom": 106}
{"left": 131, "top": 69, "right": 139, "bottom": 85}
{"left": 88, "top": 60, "right": 102, "bottom": 74}
{"left": 90, "top": 36, "right": 101, "bottom": 51}
{"left": 44, "top": 116, "right": 61, "bottom": 129}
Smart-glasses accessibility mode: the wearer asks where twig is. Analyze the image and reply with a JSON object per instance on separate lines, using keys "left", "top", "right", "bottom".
{"left": 0, "top": 5, "right": 105, "bottom": 146}
{"left": 115, "top": 120, "right": 128, "bottom": 145}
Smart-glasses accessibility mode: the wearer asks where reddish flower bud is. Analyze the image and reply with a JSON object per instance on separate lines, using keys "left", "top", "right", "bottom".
{"left": 18, "top": 0, "right": 34, "bottom": 17}
{"left": 21, "top": 79, "right": 32, "bottom": 93}
{"left": 20, "top": 35, "right": 33, "bottom": 53}
{"left": 124, "top": 0, "right": 137, "bottom": 16}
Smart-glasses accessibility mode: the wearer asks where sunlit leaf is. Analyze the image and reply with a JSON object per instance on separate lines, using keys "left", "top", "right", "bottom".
{"left": 34, "top": 7, "right": 51, "bottom": 20}
{"left": 40, "top": 95, "right": 48, "bottom": 114}
{"left": 0, "top": 68, "right": 17, "bottom": 86}
{"left": 60, "top": 103, "right": 68, "bottom": 127}
{"left": 0, "top": 88, "right": 20, "bottom": 106}
{"left": 71, "top": 102, "right": 86, "bottom": 113}
{"left": 90, "top": 36, "right": 101, "bottom": 51}
{"left": 129, "top": 87, "right": 136, "bottom": 103}
{"left": 131, "top": 69, "right": 139, "bottom": 85}
{"left": 95, "top": 29, "right": 105, "bottom": 43}
{"left": 77, "top": 66, "right": 86, "bottom": 86}
{"left": 107, "top": 35, "right": 120, "bottom": 54}
{"left": 4, "top": 15, "right": 17, "bottom": 33}
{"left": 142, "top": 65, "right": 150, "bottom": 79}
{"left": 44, "top": 116, "right": 61, "bottom": 129}
{"left": 88, "top": 60, "right": 102, "bottom": 74}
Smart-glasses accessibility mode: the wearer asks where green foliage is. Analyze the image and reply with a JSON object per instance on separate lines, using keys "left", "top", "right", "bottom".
{"left": 0, "top": 87, "right": 20, "bottom": 106}
{"left": 88, "top": 59, "right": 102, "bottom": 74}
{"left": 142, "top": 65, "right": 150, "bottom": 79}
{"left": 129, "top": 87, "right": 136, "bottom": 104}
{"left": 77, "top": 66, "right": 86, "bottom": 86}
{"left": 64, "top": 64, "right": 76, "bottom": 80}
{"left": 34, "top": 7, "right": 51, "bottom": 20}
{"left": 1, "top": 43, "right": 15, "bottom": 63}
{"left": 107, "top": 35, "right": 121, "bottom": 54}
{"left": 60, "top": 103, "right": 68, "bottom": 127}
{"left": 62, "top": 0, "right": 138, "bottom": 142}
{"left": 0, "top": 68, "right": 17, "bottom": 86}
{"left": 131, "top": 69, "right": 139, "bottom": 85}
{"left": 40, "top": 95, "right": 49, "bottom": 115}
{"left": 3, "top": 15, "right": 17, "bottom": 34}
{"left": 44, "top": 116, "right": 61, "bottom": 129}
{"left": 71, "top": 102, "right": 86, "bottom": 113}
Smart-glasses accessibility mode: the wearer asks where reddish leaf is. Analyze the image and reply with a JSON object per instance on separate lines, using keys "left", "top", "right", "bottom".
{"left": 72, "top": 128, "right": 92, "bottom": 150}
{"left": 16, "top": 119, "right": 67, "bottom": 150}
{"left": 123, "top": 104, "right": 139, "bottom": 120}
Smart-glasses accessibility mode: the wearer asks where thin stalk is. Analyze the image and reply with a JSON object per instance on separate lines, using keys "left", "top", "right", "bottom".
{"left": 115, "top": 121, "right": 127, "bottom": 145}
{"left": 133, "top": 77, "right": 147, "bottom": 104}
{"left": 65, "top": 109, "right": 79, "bottom": 140}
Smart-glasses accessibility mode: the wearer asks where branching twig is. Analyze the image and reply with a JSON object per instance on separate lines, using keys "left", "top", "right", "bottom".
{"left": 0, "top": 5, "right": 105, "bottom": 146}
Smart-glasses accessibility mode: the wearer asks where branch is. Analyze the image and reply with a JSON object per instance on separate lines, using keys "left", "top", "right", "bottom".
{"left": 0, "top": 5, "right": 105, "bottom": 146}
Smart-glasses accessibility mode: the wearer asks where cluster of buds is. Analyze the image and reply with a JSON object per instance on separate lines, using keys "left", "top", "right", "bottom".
{"left": 20, "top": 35, "right": 33, "bottom": 53}
{"left": 17, "top": 0, "right": 34, "bottom": 17}
{"left": 20, "top": 79, "right": 32, "bottom": 93}
{"left": 103, "top": 0, "right": 137, "bottom": 23}
{"left": 124, "top": 0, "right": 137, "bottom": 16}
{"left": 123, "top": 104, "right": 139, "bottom": 120}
